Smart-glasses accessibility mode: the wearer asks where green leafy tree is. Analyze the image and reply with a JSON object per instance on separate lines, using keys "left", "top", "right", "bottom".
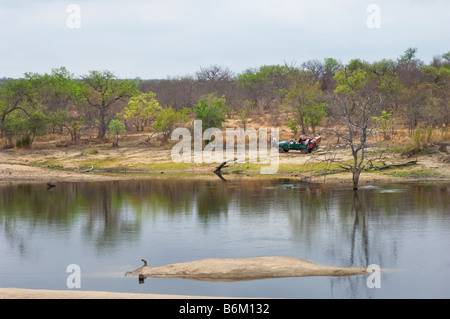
{"left": 235, "top": 65, "right": 292, "bottom": 109}
{"left": 284, "top": 71, "right": 327, "bottom": 134}
{"left": 109, "top": 119, "right": 126, "bottom": 147}
{"left": 0, "top": 78, "right": 33, "bottom": 124}
{"left": 52, "top": 109, "right": 85, "bottom": 141}
{"left": 398, "top": 47, "right": 420, "bottom": 70}
{"left": 5, "top": 109, "right": 51, "bottom": 148}
{"left": 123, "top": 92, "right": 162, "bottom": 132}
{"left": 322, "top": 57, "right": 342, "bottom": 90}
{"left": 193, "top": 94, "right": 227, "bottom": 132}
{"left": 79, "top": 70, "right": 138, "bottom": 138}
{"left": 304, "top": 102, "right": 327, "bottom": 133}
{"left": 373, "top": 110, "right": 393, "bottom": 140}
{"left": 286, "top": 119, "right": 298, "bottom": 136}
{"left": 153, "top": 107, "right": 190, "bottom": 141}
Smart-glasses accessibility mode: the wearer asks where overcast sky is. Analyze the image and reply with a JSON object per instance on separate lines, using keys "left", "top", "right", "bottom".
{"left": 1, "top": 0, "right": 449, "bottom": 79}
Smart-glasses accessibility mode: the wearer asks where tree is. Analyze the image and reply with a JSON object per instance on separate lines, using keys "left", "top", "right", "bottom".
{"left": 284, "top": 70, "right": 327, "bottom": 135}
{"left": 5, "top": 109, "right": 51, "bottom": 148}
{"left": 52, "top": 109, "right": 85, "bottom": 141}
{"left": 0, "top": 74, "right": 52, "bottom": 147}
{"left": 123, "top": 92, "right": 162, "bottom": 132}
{"left": 79, "top": 70, "right": 138, "bottom": 138}
{"left": 327, "top": 66, "right": 383, "bottom": 190}
{"left": 235, "top": 65, "right": 292, "bottom": 110}
{"left": 420, "top": 60, "right": 450, "bottom": 127}
{"left": 193, "top": 94, "right": 227, "bottom": 132}
{"left": 196, "top": 64, "right": 234, "bottom": 93}
{"left": 322, "top": 57, "right": 341, "bottom": 90}
{"left": 0, "top": 78, "right": 32, "bottom": 125}
{"left": 109, "top": 119, "right": 126, "bottom": 147}
{"left": 238, "top": 100, "right": 254, "bottom": 130}
{"left": 398, "top": 47, "right": 420, "bottom": 70}
{"left": 396, "top": 48, "right": 423, "bottom": 87}
{"left": 304, "top": 101, "right": 327, "bottom": 133}
{"left": 153, "top": 107, "right": 190, "bottom": 141}
{"left": 30, "top": 67, "right": 83, "bottom": 137}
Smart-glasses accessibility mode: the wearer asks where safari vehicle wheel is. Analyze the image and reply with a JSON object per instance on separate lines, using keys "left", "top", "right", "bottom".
{"left": 301, "top": 148, "right": 308, "bottom": 154}
{"left": 279, "top": 146, "right": 287, "bottom": 153}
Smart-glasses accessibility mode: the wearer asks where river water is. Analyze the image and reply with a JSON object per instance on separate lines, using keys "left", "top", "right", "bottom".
{"left": 0, "top": 178, "right": 449, "bottom": 298}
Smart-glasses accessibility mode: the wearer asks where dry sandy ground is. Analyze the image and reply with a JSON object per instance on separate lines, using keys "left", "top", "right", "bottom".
{"left": 0, "top": 288, "right": 228, "bottom": 299}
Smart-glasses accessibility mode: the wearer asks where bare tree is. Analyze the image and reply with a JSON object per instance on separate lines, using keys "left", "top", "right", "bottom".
{"left": 324, "top": 67, "right": 383, "bottom": 190}
{"left": 196, "top": 64, "right": 234, "bottom": 83}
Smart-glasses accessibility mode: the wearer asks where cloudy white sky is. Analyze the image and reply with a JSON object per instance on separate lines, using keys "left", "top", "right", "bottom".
{"left": 1, "top": 0, "right": 449, "bottom": 79}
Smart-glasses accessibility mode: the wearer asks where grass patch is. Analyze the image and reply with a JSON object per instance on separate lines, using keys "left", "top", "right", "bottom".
{"left": 80, "top": 148, "right": 99, "bottom": 156}
{"left": 370, "top": 165, "right": 441, "bottom": 178}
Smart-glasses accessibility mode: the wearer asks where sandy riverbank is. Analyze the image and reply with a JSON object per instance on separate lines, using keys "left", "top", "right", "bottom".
{"left": 0, "top": 288, "right": 231, "bottom": 299}
{"left": 1, "top": 143, "right": 449, "bottom": 184}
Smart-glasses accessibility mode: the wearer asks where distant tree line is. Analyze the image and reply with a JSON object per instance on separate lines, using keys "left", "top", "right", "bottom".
{"left": 1, "top": 48, "right": 449, "bottom": 148}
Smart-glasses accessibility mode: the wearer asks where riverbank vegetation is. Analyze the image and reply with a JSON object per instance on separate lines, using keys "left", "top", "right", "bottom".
{"left": 1, "top": 48, "right": 449, "bottom": 187}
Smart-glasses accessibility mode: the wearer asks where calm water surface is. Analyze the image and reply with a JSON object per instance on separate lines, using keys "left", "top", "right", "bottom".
{"left": 0, "top": 178, "right": 449, "bottom": 298}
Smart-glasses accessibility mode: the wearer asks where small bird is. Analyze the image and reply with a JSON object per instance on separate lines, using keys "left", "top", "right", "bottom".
{"left": 47, "top": 182, "right": 56, "bottom": 188}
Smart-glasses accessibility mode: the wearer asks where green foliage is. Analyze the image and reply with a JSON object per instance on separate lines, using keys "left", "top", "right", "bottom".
{"left": 109, "top": 119, "right": 126, "bottom": 146}
{"left": 284, "top": 71, "right": 327, "bottom": 134}
{"left": 80, "top": 70, "right": 138, "bottom": 138}
{"left": 346, "top": 59, "right": 370, "bottom": 72}
{"left": 236, "top": 69, "right": 270, "bottom": 89}
{"left": 16, "top": 135, "right": 31, "bottom": 149}
{"left": 153, "top": 106, "right": 190, "bottom": 141}
{"left": 324, "top": 58, "right": 341, "bottom": 74}
{"left": 193, "top": 94, "right": 227, "bottom": 132}
{"left": 123, "top": 91, "right": 162, "bottom": 131}
{"left": 421, "top": 65, "right": 450, "bottom": 86}
{"left": 304, "top": 102, "right": 327, "bottom": 133}
{"left": 236, "top": 64, "right": 293, "bottom": 107}
{"left": 373, "top": 110, "right": 393, "bottom": 139}
{"left": 398, "top": 47, "right": 420, "bottom": 66}
{"left": 27, "top": 110, "right": 52, "bottom": 137}
{"left": 286, "top": 119, "right": 298, "bottom": 135}
{"left": 5, "top": 109, "right": 51, "bottom": 147}
{"left": 0, "top": 78, "right": 33, "bottom": 123}
{"left": 334, "top": 67, "right": 368, "bottom": 95}
{"left": 411, "top": 126, "right": 434, "bottom": 153}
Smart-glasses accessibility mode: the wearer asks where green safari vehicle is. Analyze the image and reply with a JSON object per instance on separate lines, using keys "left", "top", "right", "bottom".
{"left": 278, "top": 136, "right": 321, "bottom": 154}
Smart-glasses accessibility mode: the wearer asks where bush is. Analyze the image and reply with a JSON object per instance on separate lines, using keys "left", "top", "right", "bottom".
{"left": 412, "top": 127, "right": 424, "bottom": 153}
{"left": 16, "top": 135, "right": 31, "bottom": 149}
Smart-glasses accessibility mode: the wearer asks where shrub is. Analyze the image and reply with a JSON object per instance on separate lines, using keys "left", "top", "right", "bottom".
{"left": 16, "top": 135, "right": 31, "bottom": 149}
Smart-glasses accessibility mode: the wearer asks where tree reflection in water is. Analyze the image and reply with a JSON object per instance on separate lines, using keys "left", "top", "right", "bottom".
{"left": 1, "top": 179, "right": 449, "bottom": 298}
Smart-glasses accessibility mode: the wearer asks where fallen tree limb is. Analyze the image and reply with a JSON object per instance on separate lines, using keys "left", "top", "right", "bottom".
{"left": 367, "top": 160, "right": 417, "bottom": 171}
{"left": 214, "top": 159, "right": 237, "bottom": 173}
